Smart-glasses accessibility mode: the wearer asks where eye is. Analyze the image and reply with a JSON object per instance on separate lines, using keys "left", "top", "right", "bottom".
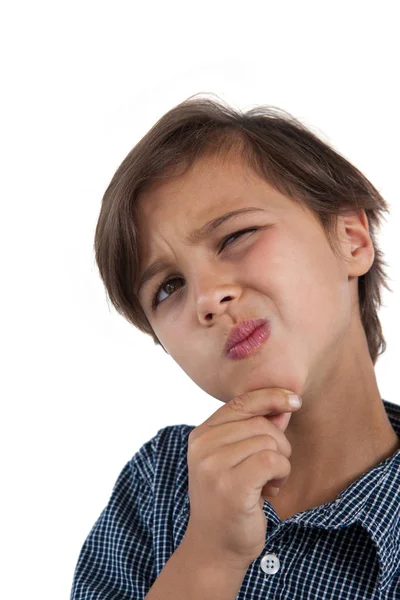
{"left": 218, "top": 227, "right": 258, "bottom": 252}
{"left": 150, "top": 227, "right": 259, "bottom": 309}
{"left": 151, "top": 276, "right": 183, "bottom": 309}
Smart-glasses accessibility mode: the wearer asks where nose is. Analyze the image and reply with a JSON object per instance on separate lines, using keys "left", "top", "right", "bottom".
{"left": 196, "top": 281, "right": 240, "bottom": 324}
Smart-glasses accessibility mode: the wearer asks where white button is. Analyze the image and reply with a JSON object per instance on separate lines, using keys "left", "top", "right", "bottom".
{"left": 260, "top": 553, "right": 281, "bottom": 574}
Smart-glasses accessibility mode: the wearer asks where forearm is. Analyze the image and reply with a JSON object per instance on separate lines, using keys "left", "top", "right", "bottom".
{"left": 145, "top": 536, "right": 248, "bottom": 600}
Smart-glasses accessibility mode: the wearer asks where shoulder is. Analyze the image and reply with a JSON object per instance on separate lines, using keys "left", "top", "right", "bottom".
{"left": 128, "top": 423, "right": 196, "bottom": 487}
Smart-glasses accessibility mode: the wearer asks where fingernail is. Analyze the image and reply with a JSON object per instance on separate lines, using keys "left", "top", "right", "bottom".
{"left": 289, "top": 395, "right": 302, "bottom": 408}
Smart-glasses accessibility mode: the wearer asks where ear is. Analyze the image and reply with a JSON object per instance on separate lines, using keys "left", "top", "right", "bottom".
{"left": 339, "top": 209, "right": 375, "bottom": 277}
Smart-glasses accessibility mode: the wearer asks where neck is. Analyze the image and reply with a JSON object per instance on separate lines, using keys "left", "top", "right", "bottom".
{"left": 269, "top": 331, "right": 400, "bottom": 520}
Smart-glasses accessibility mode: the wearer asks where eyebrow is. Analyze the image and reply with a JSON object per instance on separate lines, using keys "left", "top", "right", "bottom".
{"left": 136, "top": 207, "right": 265, "bottom": 296}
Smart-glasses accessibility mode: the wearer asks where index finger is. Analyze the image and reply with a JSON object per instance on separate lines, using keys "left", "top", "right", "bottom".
{"left": 204, "top": 388, "right": 302, "bottom": 428}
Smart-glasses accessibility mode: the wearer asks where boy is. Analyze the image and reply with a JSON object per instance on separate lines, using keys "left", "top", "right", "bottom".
{"left": 70, "top": 94, "right": 400, "bottom": 599}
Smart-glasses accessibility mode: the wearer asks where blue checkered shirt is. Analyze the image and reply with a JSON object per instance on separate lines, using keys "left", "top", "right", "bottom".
{"left": 70, "top": 399, "right": 400, "bottom": 598}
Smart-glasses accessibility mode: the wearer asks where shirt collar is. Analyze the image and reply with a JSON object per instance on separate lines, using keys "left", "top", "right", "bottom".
{"left": 288, "top": 399, "right": 400, "bottom": 593}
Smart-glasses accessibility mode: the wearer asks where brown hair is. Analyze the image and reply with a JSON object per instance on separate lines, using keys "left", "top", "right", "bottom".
{"left": 94, "top": 93, "right": 393, "bottom": 365}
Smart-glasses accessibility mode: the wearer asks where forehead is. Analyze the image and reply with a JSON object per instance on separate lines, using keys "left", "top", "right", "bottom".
{"left": 135, "top": 153, "right": 294, "bottom": 232}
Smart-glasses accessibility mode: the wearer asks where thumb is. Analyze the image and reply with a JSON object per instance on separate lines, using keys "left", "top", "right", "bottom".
{"left": 265, "top": 410, "right": 293, "bottom": 432}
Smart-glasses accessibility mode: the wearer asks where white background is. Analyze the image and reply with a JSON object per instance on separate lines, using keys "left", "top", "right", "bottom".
{"left": 1, "top": 1, "right": 399, "bottom": 598}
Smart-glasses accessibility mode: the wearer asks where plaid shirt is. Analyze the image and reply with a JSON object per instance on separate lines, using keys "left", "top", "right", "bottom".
{"left": 70, "top": 399, "right": 400, "bottom": 599}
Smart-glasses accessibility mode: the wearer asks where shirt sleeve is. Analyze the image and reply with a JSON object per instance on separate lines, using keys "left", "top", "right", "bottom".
{"left": 70, "top": 457, "right": 156, "bottom": 600}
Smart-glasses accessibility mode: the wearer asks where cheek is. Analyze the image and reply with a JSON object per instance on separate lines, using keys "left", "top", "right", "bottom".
{"left": 246, "top": 236, "right": 346, "bottom": 329}
{"left": 241, "top": 237, "right": 291, "bottom": 288}
{"left": 167, "top": 338, "right": 222, "bottom": 397}
{"left": 287, "top": 245, "right": 349, "bottom": 338}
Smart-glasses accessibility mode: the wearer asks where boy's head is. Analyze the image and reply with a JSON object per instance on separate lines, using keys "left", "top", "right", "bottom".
{"left": 94, "top": 94, "right": 392, "bottom": 399}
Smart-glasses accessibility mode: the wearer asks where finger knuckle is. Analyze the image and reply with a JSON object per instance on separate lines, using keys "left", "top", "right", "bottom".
{"left": 258, "top": 448, "right": 277, "bottom": 470}
{"left": 277, "top": 458, "right": 292, "bottom": 481}
{"left": 260, "top": 435, "right": 278, "bottom": 452}
{"left": 279, "top": 455, "right": 291, "bottom": 475}
{"left": 198, "top": 453, "right": 218, "bottom": 476}
{"left": 228, "top": 393, "right": 251, "bottom": 413}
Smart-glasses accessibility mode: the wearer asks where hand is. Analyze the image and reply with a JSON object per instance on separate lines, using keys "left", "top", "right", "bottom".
{"left": 184, "top": 387, "right": 302, "bottom": 570}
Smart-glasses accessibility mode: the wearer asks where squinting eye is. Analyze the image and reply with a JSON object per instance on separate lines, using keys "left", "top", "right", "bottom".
{"left": 150, "top": 227, "right": 259, "bottom": 309}
{"left": 219, "top": 227, "right": 258, "bottom": 252}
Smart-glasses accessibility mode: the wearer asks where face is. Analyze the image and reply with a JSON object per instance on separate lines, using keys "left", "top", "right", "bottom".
{"left": 135, "top": 152, "right": 371, "bottom": 403}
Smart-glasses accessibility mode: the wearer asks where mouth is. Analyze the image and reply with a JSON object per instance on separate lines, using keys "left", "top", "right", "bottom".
{"left": 225, "top": 319, "right": 271, "bottom": 360}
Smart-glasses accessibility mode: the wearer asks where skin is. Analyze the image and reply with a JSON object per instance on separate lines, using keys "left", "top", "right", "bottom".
{"left": 135, "top": 151, "right": 400, "bottom": 520}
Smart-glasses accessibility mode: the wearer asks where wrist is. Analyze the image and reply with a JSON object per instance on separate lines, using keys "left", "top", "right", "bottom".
{"left": 181, "top": 530, "right": 252, "bottom": 575}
